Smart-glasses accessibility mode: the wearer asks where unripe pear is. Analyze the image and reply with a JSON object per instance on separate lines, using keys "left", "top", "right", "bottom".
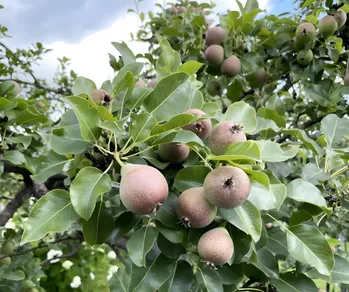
{"left": 120, "top": 164, "right": 168, "bottom": 215}
{"left": 176, "top": 187, "right": 217, "bottom": 228}
{"left": 203, "top": 166, "right": 251, "bottom": 208}
{"left": 295, "top": 22, "right": 316, "bottom": 44}
{"left": 206, "top": 80, "right": 222, "bottom": 96}
{"left": 158, "top": 143, "right": 190, "bottom": 164}
{"left": 246, "top": 69, "right": 267, "bottom": 89}
{"left": 296, "top": 49, "right": 313, "bottom": 66}
{"left": 208, "top": 121, "right": 246, "bottom": 155}
{"left": 335, "top": 9, "right": 347, "bottom": 28}
{"left": 0, "top": 257, "right": 11, "bottom": 265}
{"left": 205, "top": 45, "right": 224, "bottom": 66}
{"left": 177, "top": 6, "right": 187, "bottom": 14}
{"left": 198, "top": 227, "right": 234, "bottom": 266}
{"left": 135, "top": 79, "right": 145, "bottom": 88}
{"left": 1, "top": 241, "right": 14, "bottom": 254}
{"left": 319, "top": 15, "right": 338, "bottom": 38}
{"left": 90, "top": 89, "right": 111, "bottom": 105}
{"left": 146, "top": 79, "right": 157, "bottom": 88}
{"left": 221, "top": 56, "right": 241, "bottom": 77}
{"left": 182, "top": 109, "right": 212, "bottom": 140}
{"left": 344, "top": 74, "right": 349, "bottom": 86}
{"left": 22, "top": 280, "right": 35, "bottom": 289}
{"left": 205, "top": 27, "right": 228, "bottom": 46}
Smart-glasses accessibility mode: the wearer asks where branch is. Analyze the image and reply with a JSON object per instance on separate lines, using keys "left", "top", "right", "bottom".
{"left": 2, "top": 160, "right": 32, "bottom": 184}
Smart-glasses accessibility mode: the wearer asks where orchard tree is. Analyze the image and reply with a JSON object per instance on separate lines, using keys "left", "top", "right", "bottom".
{"left": 1, "top": 0, "right": 349, "bottom": 291}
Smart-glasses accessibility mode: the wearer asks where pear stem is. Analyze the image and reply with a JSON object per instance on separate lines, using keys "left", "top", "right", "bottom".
{"left": 114, "top": 152, "right": 125, "bottom": 168}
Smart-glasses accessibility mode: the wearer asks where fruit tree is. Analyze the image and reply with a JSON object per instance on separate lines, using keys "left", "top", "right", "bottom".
{"left": 1, "top": 0, "right": 349, "bottom": 291}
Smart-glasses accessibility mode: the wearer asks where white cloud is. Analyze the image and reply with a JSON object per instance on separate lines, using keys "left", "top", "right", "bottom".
{"left": 35, "top": 0, "right": 271, "bottom": 87}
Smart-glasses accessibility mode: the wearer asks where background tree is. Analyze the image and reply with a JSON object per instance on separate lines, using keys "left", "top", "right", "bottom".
{"left": 1, "top": 0, "right": 349, "bottom": 291}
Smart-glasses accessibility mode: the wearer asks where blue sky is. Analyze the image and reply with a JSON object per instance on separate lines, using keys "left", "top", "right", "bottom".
{"left": 0, "top": 0, "right": 297, "bottom": 86}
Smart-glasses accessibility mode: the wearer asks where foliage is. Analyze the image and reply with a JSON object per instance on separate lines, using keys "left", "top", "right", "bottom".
{"left": 1, "top": 0, "right": 349, "bottom": 291}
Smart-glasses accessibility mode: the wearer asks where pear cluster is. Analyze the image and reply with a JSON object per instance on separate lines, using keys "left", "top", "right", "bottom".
{"left": 204, "top": 27, "right": 241, "bottom": 77}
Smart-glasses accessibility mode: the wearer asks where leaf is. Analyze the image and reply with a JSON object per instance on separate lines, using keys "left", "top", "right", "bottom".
{"left": 143, "top": 72, "right": 192, "bottom": 121}
{"left": 130, "top": 113, "right": 157, "bottom": 143}
{"left": 21, "top": 190, "right": 79, "bottom": 244}
{"left": 50, "top": 110, "right": 91, "bottom": 155}
{"left": 208, "top": 141, "right": 261, "bottom": 162}
{"left": 12, "top": 107, "right": 48, "bottom": 125}
{"left": 6, "top": 135, "right": 32, "bottom": 149}
{"left": 331, "top": 255, "right": 349, "bottom": 284}
{"left": 320, "top": 114, "right": 349, "bottom": 149}
{"left": 156, "top": 35, "right": 181, "bottom": 72}
{"left": 126, "top": 226, "right": 159, "bottom": 267}
{"left": 126, "top": 87, "right": 152, "bottom": 110}
{"left": 70, "top": 167, "right": 112, "bottom": 220}
{"left": 224, "top": 101, "right": 257, "bottom": 133}
{"left": 112, "top": 63, "right": 143, "bottom": 85}
{"left": 265, "top": 94, "right": 285, "bottom": 116}
{"left": 64, "top": 95, "right": 101, "bottom": 142}
{"left": 304, "top": 85, "right": 331, "bottom": 106}
{"left": 72, "top": 76, "right": 97, "bottom": 96}
{"left": 155, "top": 193, "right": 179, "bottom": 229}
{"left": 287, "top": 179, "right": 331, "bottom": 215}
{"left": 195, "top": 267, "right": 223, "bottom": 292}
{"left": 158, "top": 261, "right": 193, "bottom": 292}
{"left": 150, "top": 113, "right": 195, "bottom": 136}
{"left": 248, "top": 182, "right": 286, "bottom": 211}
{"left": 282, "top": 129, "right": 320, "bottom": 155}
{"left": 252, "top": 248, "right": 279, "bottom": 278}
{"left": 270, "top": 272, "right": 318, "bottom": 292}
{"left": 259, "top": 141, "right": 299, "bottom": 162}
{"left": 3, "top": 150, "right": 26, "bottom": 166}
{"left": 174, "top": 166, "right": 211, "bottom": 192}
{"left": 286, "top": 224, "right": 334, "bottom": 276}
{"left": 109, "top": 265, "right": 131, "bottom": 291}
{"left": 1, "top": 270, "right": 25, "bottom": 281}
{"left": 266, "top": 227, "right": 288, "bottom": 256}
{"left": 258, "top": 108, "right": 286, "bottom": 128}
{"left": 178, "top": 61, "right": 203, "bottom": 75}
{"left": 31, "top": 151, "right": 67, "bottom": 182}
{"left": 155, "top": 221, "right": 186, "bottom": 244}
{"left": 82, "top": 201, "right": 114, "bottom": 245}
{"left": 227, "top": 224, "right": 252, "bottom": 263}
{"left": 112, "top": 42, "right": 136, "bottom": 65}
{"left": 219, "top": 200, "right": 262, "bottom": 242}
{"left": 110, "top": 71, "right": 134, "bottom": 99}
{"left": 128, "top": 254, "right": 176, "bottom": 292}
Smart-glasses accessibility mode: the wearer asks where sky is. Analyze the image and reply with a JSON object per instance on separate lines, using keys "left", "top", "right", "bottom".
{"left": 0, "top": 0, "right": 296, "bottom": 87}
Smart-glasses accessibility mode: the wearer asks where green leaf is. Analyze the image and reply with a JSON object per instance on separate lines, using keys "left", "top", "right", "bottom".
{"left": 6, "top": 135, "right": 32, "bottom": 149}
{"left": 112, "top": 42, "right": 136, "bottom": 65}
{"left": 112, "top": 63, "right": 143, "bottom": 85}
{"left": 128, "top": 254, "right": 176, "bottom": 292}
{"left": 64, "top": 95, "right": 101, "bottom": 142}
{"left": 130, "top": 113, "right": 157, "bottom": 144}
{"left": 331, "top": 255, "right": 349, "bottom": 284}
{"left": 159, "top": 260, "right": 194, "bottom": 292}
{"left": 1, "top": 270, "right": 25, "bottom": 281}
{"left": 156, "top": 35, "right": 181, "bottom": 72}
{"left": 195, "top": 267, "right": 223, "bottom": 292}
{"left": 21, "top": 190, "right": 79, "bottom": 244}
{"left": 178, "top": 61, "right": 203, "bottom": 75}
{"left": 286, "top": 224, "right": 334, "bottom": 276}
{"left": 224, "top": 101, "right": 257, "bottom": 133}
{"left": 127, "top": 226, "right": 159, "bottom": 267}
{"left": 150, "top": 113, "right": 195, "bottom": 136}
{"left": 270, "top": 272, "right": 318, "bottom": 292}
{"left": 252, "top": 248, "right": 279, "bottom": 278}
{"left": 50, "top": 110, "right": 91, "bottom": 155}
{"left": 304, "top": 85, "right": 331, "bottom": 106}
{"left": 208, "top": 141, "right": 261, "bottom": 162}
{"left": 157, "top": 234, "right": 185, "bottom": 259}
{"left": 3, "top": 150, "right": 26, "bottom": 166}
{"left": 282, "top": 129, "right": 320, "bottom": 155}
{"left": 258, "top": 108, "right": 286, "bottom": 128}
{"left": 155, "top": 220, "right": 186, "bottom": 244}
{"left": 174, "top": 166, "right": 211, "bottom": 192}
{"left": 265, "top": 94, "right": 285, "bottom": 116}
{"left": 259, "top": 141, "right": 299, "bottom": 162}
{"left": 110, "top": 71, "right": 135, "bottom": 99}
{"left": 70, "top": 167, "right": 112, "bottom": 220}
{"left": 245, "top": 0, "right": 259, "bottom": 12}
{"left": 72, "top": 76, "right": 97, "bottom": 96}
{"left": 266, "top": 227, "right": 288, "bottom": 256}
{"left": 109, "top": 265, "right": 131, "bottom": 291}
{"left": 143, "top": 72, "right": 191, "bottom": 121}
{"left": 220, "top": 200, "right": 262, "bottom": 242}
{"left": 155, "top": 193, "right": 179, "bottom": 229}
{"left": 31, "top": 151, "right": 67, "bottom": 182}
{"left": 82, "top": 201, "right": 114, "bottom": 245}
{"left": 126, "top": 87, "right": 152, "bottom": 110}
{"left": 287, "top": 179, "right": 331, "bottom": 215}
{"left": 12, "top": 107, "right": 48, "bottom": 125}
{"left": 321, "top": 114, "right": 349, "bottom": 149}
{"left": 249, "top": 182, "right": 286, "bottom": 211}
